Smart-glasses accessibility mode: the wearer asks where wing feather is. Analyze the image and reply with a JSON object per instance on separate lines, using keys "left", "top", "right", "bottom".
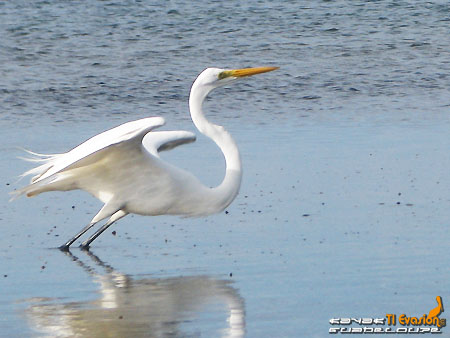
{"left": 34, "top": 117, "right": 164, "bottom": 183}
{"left": 11, "top": 117, "right": 165, "bottom": 199}
{"left": 142, "top": 131, "right": 196, "bottom": 157}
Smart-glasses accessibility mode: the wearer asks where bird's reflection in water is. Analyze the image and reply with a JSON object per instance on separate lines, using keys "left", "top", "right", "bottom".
{"left": 24, "top": 251, "right": 245, "bottom": 337}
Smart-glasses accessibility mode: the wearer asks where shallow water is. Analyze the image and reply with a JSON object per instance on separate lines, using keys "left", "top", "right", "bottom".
{"left": 1, "top": 1, "right": 449, "bottom": 337}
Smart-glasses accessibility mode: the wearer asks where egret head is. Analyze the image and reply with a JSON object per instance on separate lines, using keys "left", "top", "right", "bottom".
{"left": 195, "top": 66, "right": 279, "bottom": 90}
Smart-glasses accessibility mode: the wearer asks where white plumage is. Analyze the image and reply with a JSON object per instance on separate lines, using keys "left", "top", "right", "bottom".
{"left": 12, "top": 66, "right": 278, "bottom": 250}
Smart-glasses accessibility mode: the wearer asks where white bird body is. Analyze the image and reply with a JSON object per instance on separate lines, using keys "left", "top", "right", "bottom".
{"left": 12, "top": 66, "right": 277, "bottom": 249}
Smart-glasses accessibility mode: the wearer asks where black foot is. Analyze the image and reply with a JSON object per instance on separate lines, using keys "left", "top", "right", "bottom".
{"left": 79, "top": 244, "right": 90, "bottom": 251}
{"left": 58, "top": 245, "right": 71, "bottom": 252}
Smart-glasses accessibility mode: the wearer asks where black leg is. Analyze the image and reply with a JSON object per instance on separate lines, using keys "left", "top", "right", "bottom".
{"left": 79, "top": 210, "right": 127, "bottom": 250}
{"left": 79, "top": 221, "right": 114, "bottom": 250}
{"left": 58, "top": 222, "right": 97, "bottom": 251}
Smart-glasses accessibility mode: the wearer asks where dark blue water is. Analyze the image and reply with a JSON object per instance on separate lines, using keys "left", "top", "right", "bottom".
{"left": 1, "top": 1, "right": 449, "bottom": 126}
{"left": 1, "top": 1, "right": 449, "bottom": 337}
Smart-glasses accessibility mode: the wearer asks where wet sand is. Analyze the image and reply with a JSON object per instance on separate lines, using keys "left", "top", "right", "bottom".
{"left": 1, "top": 117, "right": 449, "bottom": 337}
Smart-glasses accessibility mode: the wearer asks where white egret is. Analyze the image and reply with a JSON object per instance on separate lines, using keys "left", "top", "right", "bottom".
{"left": 12, "top": 66, "right": 278, "bottom": 250}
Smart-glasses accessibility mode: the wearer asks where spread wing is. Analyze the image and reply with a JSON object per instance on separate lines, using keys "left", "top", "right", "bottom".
{"left": 142, "top": 130, "right": 196, "bottom": 157}
{"left": 23, "top": 117, "right": 165, "bottom": 184}
{"left": 11, "top": 117, "right": 195, "bottom": 199}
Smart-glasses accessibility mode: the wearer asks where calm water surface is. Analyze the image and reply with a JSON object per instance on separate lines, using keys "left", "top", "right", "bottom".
{"left": 1, "top": 1, "right": 449, "bottom": 337}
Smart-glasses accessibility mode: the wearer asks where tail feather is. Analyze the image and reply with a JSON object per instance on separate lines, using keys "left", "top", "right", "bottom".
{"left": 23, "top": 162, "right": 54, "bottom": 183}
{"left": 19, "top": 149, "right": 62, "bottom": 182}
{"left": 10, "top": 149, "right": 62, "bottom": 200}
{"left": 9, "top": 174, "right": 63, "bottom": 201}
{"left": 17, "top": 148, "right": 60, "bottom": 161}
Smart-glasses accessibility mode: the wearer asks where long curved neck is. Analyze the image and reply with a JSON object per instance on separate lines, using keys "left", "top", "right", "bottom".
{"left": 189, "top": 82, "right": 242, "bottom": 212}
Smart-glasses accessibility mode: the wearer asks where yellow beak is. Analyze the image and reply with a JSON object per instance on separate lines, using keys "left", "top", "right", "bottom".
{"left": 219, "top": 66, "right": 279, "bottom": 79}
